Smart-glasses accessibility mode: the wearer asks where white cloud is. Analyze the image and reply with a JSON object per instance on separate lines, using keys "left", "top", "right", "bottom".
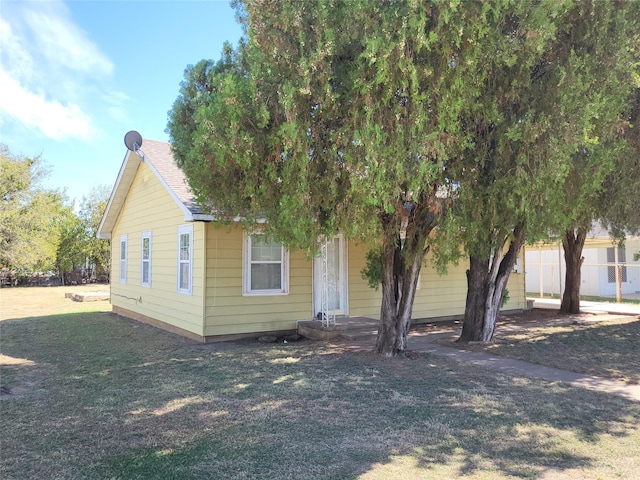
{"left": 0, "top": 69, "right": 93, "bottom": 140}
{"left": 0, "top": 0, "right": 114, "bottom": 141}
{"left": 23, "top": 3, "right": 113, "bottom": 77}
{"left": 0, "top": 16, "right": 36, "bottom": 84}
{"left": 104, "top": 90, "right": 132, "bottom": 124}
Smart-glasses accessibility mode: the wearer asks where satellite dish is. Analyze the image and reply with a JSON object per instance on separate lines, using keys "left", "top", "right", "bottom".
{"left": 124, "top": 131, "right": 143, "bottom": 152}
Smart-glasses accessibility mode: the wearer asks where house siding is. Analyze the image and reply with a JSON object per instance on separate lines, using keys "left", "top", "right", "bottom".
{"left": 109, "top": 161, "right": 206, "bottom": 337}
{"left": 348, "top": 243, "right": 526, "bottom": 320}
{"left": 346, "top": 241, "right": 381, "bottom": 318}
{"left": 203, "top": 224, "right": 312, "bottom": 337}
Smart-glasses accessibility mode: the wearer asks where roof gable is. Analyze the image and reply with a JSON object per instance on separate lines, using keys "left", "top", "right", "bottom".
{"left": 97, "top": 139, "right": 212, "bottom": 239}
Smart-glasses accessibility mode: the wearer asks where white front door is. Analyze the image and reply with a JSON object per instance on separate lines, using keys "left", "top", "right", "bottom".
{"left": 313, "top": 235, "right": 348, "bottom": 317}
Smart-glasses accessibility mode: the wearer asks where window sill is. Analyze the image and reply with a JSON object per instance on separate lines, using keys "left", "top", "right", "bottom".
{"left": 242, "top": 291, "right": 289, "bottom": 297}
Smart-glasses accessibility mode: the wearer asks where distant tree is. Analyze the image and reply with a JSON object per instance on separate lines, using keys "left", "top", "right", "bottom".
{"left": 55, "top": 204, "right": 86, "bottom": 285}
{"left": 0, "top": 145, "right": 66, "bottom": 274}
{"left": 80, "top": 185, "right": 111, "bottom": 281}
{"left": 54, "top": 185, "right": 111, "bottom": 284}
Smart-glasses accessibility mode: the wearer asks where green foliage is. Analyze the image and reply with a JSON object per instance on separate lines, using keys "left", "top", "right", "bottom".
{"left": 171, "top": 0, "right": 638, "bottom": 255}
{"left": 55, "top": 206, "right": 86, "bottom": 276}
{"left": 169, "top": 1, "right": 465, "bottom": 253}
{"left": 55, "top": 185, "right": 111, "bottom": 280}
{"left": 542, "top": 3, "right": 640, "bottom": 242}
{"left": 0, "top": 145, "right": 110, "bottom": 278}
{"left": 361, "top": 247, "right": 384, "bottom": 291}
{"left": 600, "top": 86, "right": 640, "bottom": 238}
{"left": 444, "top": 0, "right": 638, "bottom": 262}
{"left": 0, "top": 145, "right": 66, "bottom": 273}
{"left": 501, "top": 289, "right": 510, "bottom": 309}
{"left": 79, "top": 185, "right": 111, "bottom": 277}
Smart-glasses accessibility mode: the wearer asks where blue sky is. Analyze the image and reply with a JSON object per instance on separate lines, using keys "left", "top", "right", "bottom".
{"left": 1, "top": 0, "right": 243, "bottom": 204}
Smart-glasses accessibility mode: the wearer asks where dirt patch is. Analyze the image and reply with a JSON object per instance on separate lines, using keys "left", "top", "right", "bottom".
{"left": 0, "top": 353, "right": 36, "bottom": 366}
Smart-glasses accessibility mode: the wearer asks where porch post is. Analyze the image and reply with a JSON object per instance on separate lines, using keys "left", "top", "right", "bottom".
{"left": 615, "top": 247, "right": 622, "bottom": 303}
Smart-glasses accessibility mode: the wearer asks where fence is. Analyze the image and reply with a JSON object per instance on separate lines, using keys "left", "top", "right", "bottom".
{"left": 526, "top": 258, "right": 640, "bottom": 303}
{"left": 0, "top": 268, "right": 109, "bottom": 288}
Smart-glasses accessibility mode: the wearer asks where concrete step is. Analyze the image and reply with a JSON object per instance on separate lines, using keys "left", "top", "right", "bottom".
{"left": 297, "top": 316, "right": 378, "bottom": 341}
{"left": 339, "top": 326, "right": 378, "bottom": 340}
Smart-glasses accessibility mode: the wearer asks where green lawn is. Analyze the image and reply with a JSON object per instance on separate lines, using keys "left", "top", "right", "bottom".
{"left": 1, "top": 288, "right": 639, "bottom": 479}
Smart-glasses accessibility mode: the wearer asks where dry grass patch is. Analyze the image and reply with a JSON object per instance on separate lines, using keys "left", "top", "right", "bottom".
{"left": 439, "top": 311, "right": 640, "bottom": 384}
{"left": 0, "top": 285, "right": 111, "bottom": 320}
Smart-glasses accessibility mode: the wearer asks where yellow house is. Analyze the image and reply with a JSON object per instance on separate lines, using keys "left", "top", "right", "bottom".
{"left": 97, "top": 139, "right": 527, "bottom": 342}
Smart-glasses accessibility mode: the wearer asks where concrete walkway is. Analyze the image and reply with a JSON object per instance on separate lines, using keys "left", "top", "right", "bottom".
{"left": 405, "top": 330, "right": 640, "bottom": 403}
{"left": 336, "top": 308, "right": 640, "bottom": 403}
{"left": 531, "top": 297, "right": 640, "bottom": 316}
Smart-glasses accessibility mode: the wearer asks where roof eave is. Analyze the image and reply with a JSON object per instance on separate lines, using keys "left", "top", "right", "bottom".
{"left": 189, "top": 213, "right": 214, "bottom": 222}
{"left": 96, "top": 150, "right": 139, "bottom": 238}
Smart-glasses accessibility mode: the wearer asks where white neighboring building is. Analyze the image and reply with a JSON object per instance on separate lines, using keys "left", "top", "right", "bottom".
{"left": 525, "top": 229, "right": 640, "bottom": 298}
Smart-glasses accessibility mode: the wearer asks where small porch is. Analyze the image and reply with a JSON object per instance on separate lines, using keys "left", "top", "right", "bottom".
{"left": 297, "top": 316, "right": 379, "bottom": 341}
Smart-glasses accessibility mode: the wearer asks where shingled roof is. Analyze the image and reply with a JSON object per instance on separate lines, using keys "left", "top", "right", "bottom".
{"left": 97, "top": 139, "right": 212, "bottom": 239}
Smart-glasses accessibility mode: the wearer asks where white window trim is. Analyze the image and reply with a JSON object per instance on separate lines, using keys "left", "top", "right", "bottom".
{"left": 243, "top": 232, "right": 289, "bottom": 296}
{"left": 119, "top": 235, "right": 128, "bottom": 283}
{"left": 141, "top": 231, "right": 152, "bottom": 287}
{"left": 177, "top": 225, "right": 193, "bottom": 294}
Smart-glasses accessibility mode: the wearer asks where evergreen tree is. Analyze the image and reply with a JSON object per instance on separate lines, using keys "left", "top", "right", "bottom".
{"left": 169, "top": 0, "right": 639, "bottom": 351}
{"left": 450, "top": 0, "right": 639, "bottom": 339}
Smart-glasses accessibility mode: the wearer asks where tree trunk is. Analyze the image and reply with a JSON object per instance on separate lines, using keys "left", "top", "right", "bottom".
{"left": 560, "top": 227, "right": 587, "bottom": 314}
{"left": 458, "top": 256, "right": 493, "bottom": 342}
{"left": 375, "top": 237, "right": 401, "bottom": 354}
{"left": 458, "top": 224, "right": 525, "bottom": 343}
{"left": 374, "top": 198, "right": 438, "bottom": 356}
{"left": 374, "top": 239, "right": 423, "bottom": 356}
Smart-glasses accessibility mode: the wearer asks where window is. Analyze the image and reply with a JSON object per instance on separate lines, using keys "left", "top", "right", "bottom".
{"left": 177, "top": 225, "right": 193, "bottom": 294}
{"left": 607, "top": 247, "right": 628, "bottom": 283}
{"left": 243, "top": 233, "right": 289, "bottom": 295}
{"left": 119, "top": 235, "right": 127, "bottom": 283}
{"left": 141, "top": 231, "right": 152, "bottom": 287}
